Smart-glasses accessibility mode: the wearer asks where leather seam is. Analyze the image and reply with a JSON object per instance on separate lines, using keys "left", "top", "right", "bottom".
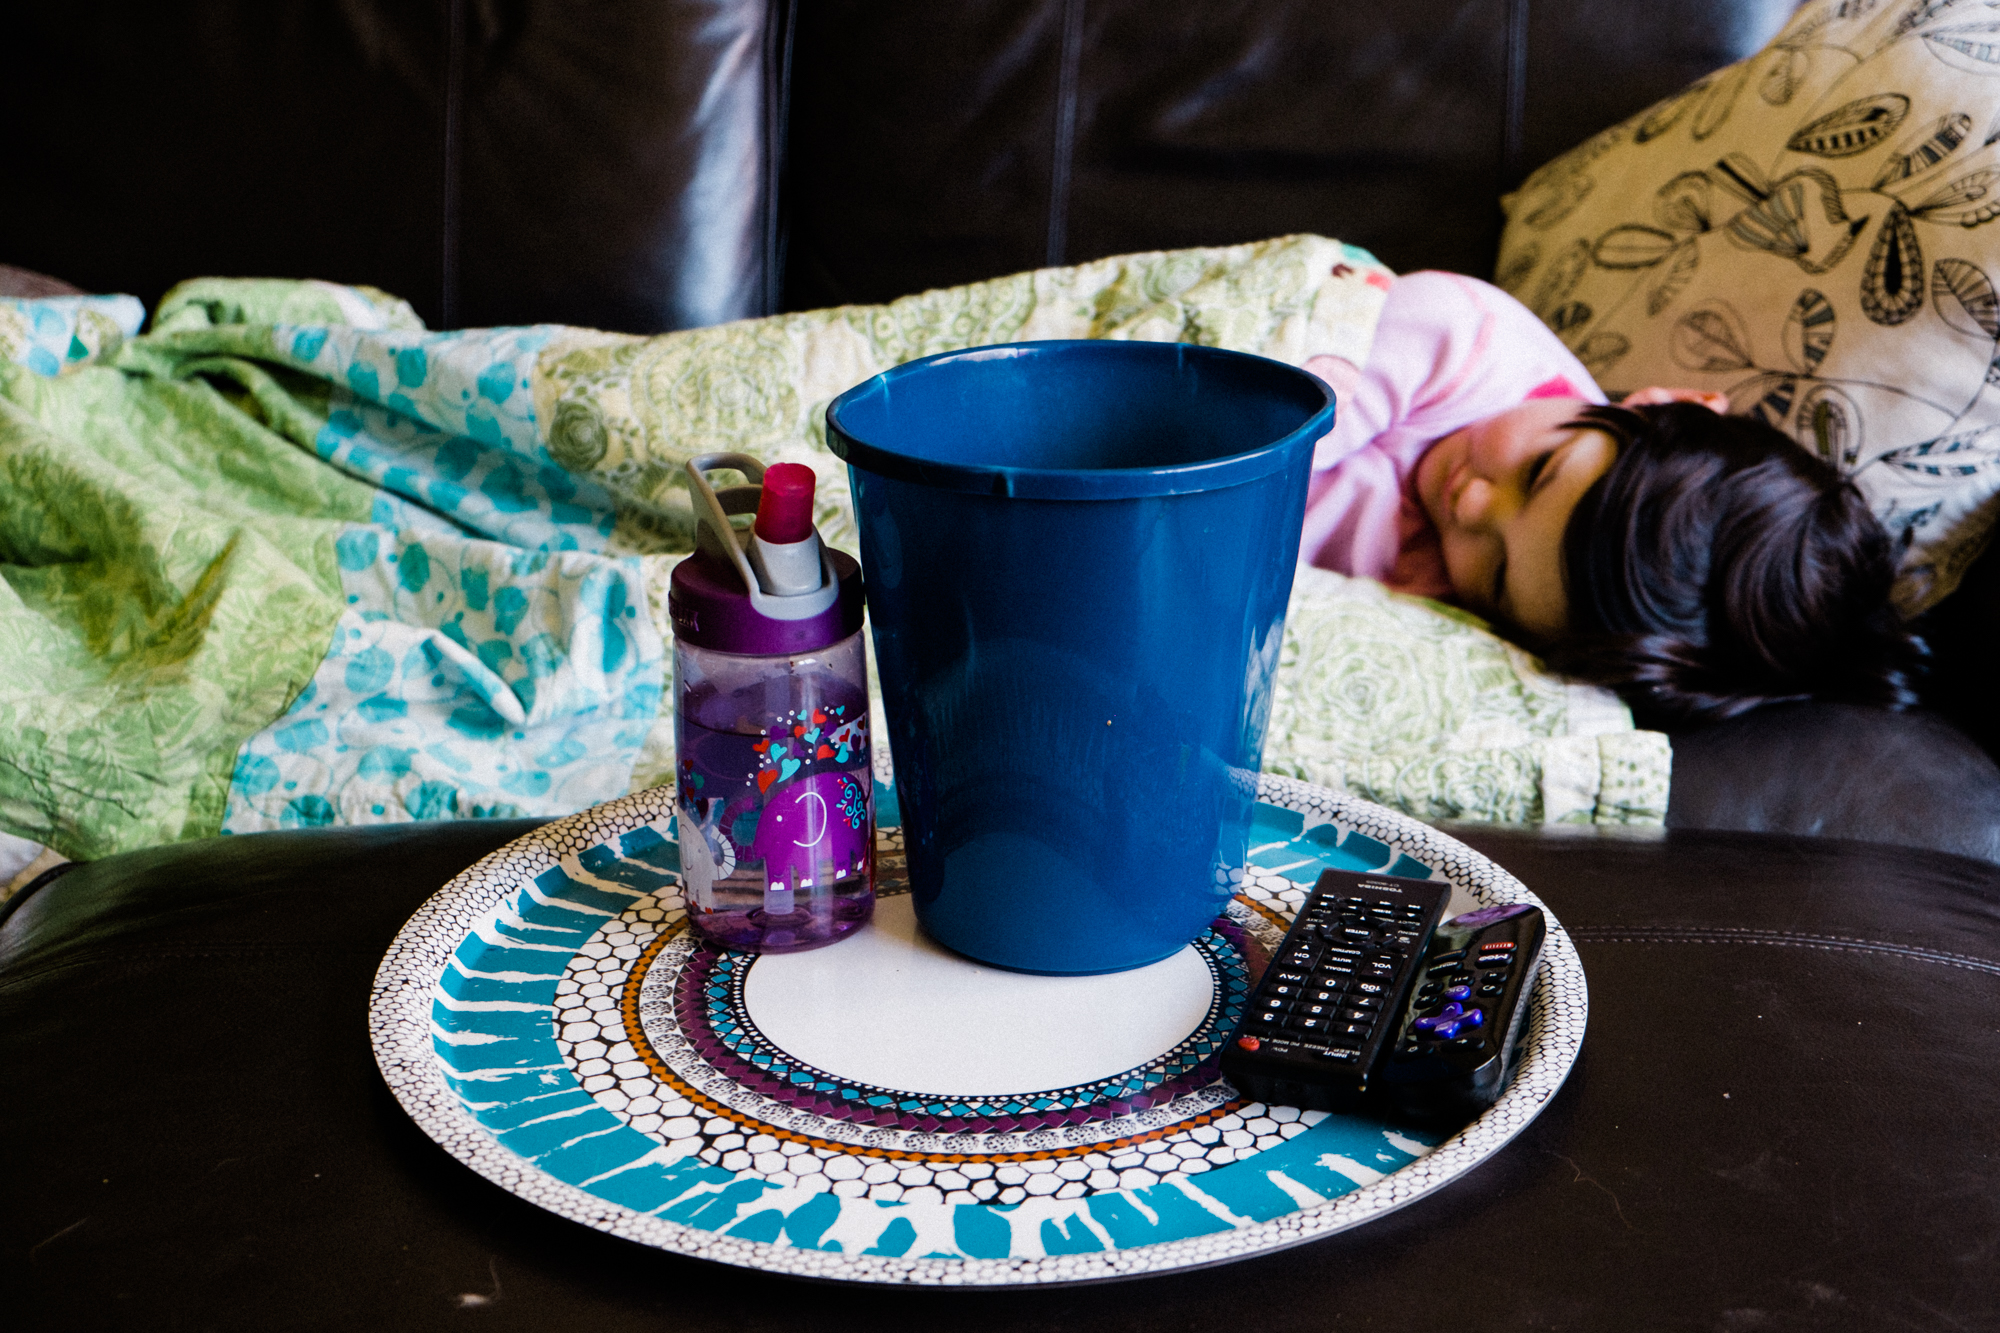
{"left": 1503, "top": 0, "right": 1529, "bottom": 183}
{"left": 440, "top": 0, "right": 465, "bottom": 328}
{"left": 767, "top": 0, "right": 799, "bottom": 316}
{"left": 1046, "top": 0, "right": 1085, "bottom": 268}
{"left": 1569, "top": 927, "right": 2000, "bottom": 977}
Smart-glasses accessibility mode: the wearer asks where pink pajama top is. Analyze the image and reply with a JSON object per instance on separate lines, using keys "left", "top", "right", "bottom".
{"left": 1299, "top": 271, "right": 1605, "bottom": 600}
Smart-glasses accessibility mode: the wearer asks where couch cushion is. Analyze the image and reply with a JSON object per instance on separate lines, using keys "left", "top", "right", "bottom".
{"left": 5, "top": 820, "right": 1996, "bottom": 1324}
{"left": 0, "top": 1, "right": 782, "bottom": 332}
{"left": 1665, "top": 699, "right": 2000, "bottom": 864}
{"left": 781, "top": 0, "right": 1796, "bottom": 308}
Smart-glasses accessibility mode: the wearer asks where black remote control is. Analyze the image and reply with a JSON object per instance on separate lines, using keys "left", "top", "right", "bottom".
{"left": 1378, "top": 901, "right": 1547, "bottom": 1117}
{"left": 1220, "top": 868, "right": 1450, "bottom": 1113}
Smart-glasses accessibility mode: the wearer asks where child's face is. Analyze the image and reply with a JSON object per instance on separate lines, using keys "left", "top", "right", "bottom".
{"left": 1413, "top": 397, "right": 1617, "bottom": 641}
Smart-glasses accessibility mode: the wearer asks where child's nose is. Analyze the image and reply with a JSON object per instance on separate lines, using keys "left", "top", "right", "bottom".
{"left": 1454, "top": 477, "right": 1496, "bottom": 527}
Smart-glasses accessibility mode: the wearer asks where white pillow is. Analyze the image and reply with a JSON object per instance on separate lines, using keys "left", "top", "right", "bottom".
{"left": 1497, "top": 0, "right": 2000, "bottom": 611}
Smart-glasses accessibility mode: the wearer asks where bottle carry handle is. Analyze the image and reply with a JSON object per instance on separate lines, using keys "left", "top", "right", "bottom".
{"left": 685, "top": 453, "right": 841, "bottom": 622}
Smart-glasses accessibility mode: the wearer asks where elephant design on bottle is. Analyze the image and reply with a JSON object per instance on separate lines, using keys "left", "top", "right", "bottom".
{"left": 748, "top": 770, "right": 869, "bottom": 894}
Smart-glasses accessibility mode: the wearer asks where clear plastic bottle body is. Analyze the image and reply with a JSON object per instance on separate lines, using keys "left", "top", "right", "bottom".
{"left": 673, "top": 629, "right": 874, "bottom": 951}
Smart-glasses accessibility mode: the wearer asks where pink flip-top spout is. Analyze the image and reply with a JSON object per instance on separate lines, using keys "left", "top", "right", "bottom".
{"left": 753, "top": 462, "right": 817, "bottom": 544}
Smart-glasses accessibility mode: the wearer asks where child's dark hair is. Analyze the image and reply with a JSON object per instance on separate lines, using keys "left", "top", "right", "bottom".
{"left": 1541, "top": 401, "right": 1924, "bottom": 726}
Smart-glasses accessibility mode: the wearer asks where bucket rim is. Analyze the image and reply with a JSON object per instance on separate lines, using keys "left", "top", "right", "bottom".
{"left": 824, "top": 339, "right": 1335, "bottom": 500}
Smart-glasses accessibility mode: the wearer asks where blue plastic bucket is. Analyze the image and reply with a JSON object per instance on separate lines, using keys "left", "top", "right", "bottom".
{"left": 827, "top": 340, "right": 1333, "bottom": 974}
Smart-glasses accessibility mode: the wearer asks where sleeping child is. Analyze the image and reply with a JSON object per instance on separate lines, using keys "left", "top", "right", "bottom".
{"left": 1297, "top": 271, "right": 1923, "bottom": 725}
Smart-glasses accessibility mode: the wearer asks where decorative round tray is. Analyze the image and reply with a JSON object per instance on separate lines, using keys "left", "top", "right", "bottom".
{"left": 370, "top": 775, "right": 1586, "bottom": 1285}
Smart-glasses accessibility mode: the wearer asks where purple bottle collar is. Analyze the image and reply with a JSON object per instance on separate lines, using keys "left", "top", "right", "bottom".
{"left": 669, "top": 546, "right": 864, "bottom": 655}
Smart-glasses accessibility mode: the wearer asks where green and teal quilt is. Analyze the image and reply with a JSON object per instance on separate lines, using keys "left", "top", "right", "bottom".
{"left": 0, "top": 237, "right": 1668, "bottom": 862}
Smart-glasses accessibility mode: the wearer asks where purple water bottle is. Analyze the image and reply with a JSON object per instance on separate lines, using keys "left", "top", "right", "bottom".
{"left": 669, "top": 453, "right": 874, "bottom": 952}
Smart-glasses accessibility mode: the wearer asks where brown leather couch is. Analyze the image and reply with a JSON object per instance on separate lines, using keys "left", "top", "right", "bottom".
{"left": 10, "top": 0, "right": 2000, "bottom": 863}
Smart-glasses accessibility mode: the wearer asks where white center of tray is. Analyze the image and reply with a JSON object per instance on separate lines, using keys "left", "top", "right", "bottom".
{"left": 740, "top": 894, "right": 1215, "bottom": 1097}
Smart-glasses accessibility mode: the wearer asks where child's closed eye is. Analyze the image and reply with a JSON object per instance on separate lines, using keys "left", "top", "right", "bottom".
{"left": 1523, "top": 447, "right": 1554, "bottom": 493}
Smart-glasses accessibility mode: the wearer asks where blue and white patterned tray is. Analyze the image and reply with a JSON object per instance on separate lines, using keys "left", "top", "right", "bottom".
{"left": 370, "top": 775, "right": 1586, "bottom": 1285}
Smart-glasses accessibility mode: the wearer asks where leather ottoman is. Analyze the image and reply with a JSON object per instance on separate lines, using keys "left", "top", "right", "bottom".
{"left": 3, "top": 820, "right": 1995, "bottom": 1330}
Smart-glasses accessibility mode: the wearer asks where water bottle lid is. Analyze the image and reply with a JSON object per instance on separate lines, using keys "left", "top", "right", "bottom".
{"left": 670, "top": 453, "right": 864, "bottom": 655}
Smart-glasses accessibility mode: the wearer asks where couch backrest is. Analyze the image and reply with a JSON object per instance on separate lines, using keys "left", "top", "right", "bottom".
{"left": 1, "top": 0, "right": 1795, "bottom": 332}
{"left": 779, "top": 0, "right": 1801, "bottom": 308}
{"left": 0, "top": 0, "right": 786, "bottom": 333}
